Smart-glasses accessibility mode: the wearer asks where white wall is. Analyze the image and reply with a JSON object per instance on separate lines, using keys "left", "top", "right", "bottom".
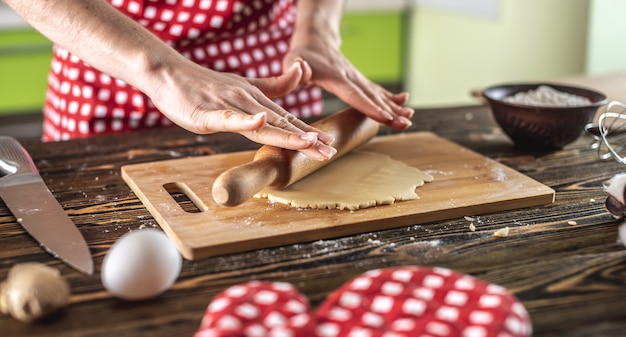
{"left": 407, "top": 0, "right": 590, "bottom": 107}
{"left": 586, "top": 0, "right": 626, "bottom": 75}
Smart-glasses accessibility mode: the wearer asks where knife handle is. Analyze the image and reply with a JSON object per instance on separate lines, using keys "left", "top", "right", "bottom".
{"left": 0, "top": 136, "right": 38, "bottom": 176}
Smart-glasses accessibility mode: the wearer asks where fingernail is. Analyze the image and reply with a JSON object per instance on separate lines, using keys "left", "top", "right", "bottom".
{"left": 252, "top": 112, "right": 266, "bottom": 122}
{"left": 378, "top": 108, "right": 394, "bottom": 121}
{"left": 318, "top": 144, "right": 337, "bottom": 160}
{"left": 289, "top": 61, "right": 302, "bottom": 72}
{"left": 403, "top": 107, "right": 415, "bottom": 118}
{"left": 399, "top": 116, "right": 412, "bottom": 127}
{"left": 245, "top": 112, "right": 266, "bottom": 127}
{"left": 319, "top": 133, "right": 335, "bottom": 146}
{"left": 300, "top": 132, "right": 318, "bottom": 142}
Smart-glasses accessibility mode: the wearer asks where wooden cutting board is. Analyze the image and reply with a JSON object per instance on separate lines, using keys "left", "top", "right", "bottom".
{"left": 121, "top": 132, "right": 555, "bottom": 260}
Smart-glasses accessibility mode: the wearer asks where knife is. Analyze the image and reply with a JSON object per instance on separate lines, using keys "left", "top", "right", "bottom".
{"left": 0, "top": 136, "right": 93, "bottom": 275}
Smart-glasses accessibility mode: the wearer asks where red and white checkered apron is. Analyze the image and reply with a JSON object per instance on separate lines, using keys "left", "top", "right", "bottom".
{"left": 43, "top": 0, "right": 323, "bottom": 141}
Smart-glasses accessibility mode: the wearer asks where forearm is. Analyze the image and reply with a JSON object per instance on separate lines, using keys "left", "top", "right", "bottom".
{"left": 291, "top": 0, "right": 346, "bottom": 50}
{"left": 4, "top": 0, "right": 181, "bottom": 98}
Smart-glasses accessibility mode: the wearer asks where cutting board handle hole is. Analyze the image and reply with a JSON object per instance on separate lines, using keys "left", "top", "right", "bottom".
{"left": 163, "top": 182, "right": 208, "bottom": 213}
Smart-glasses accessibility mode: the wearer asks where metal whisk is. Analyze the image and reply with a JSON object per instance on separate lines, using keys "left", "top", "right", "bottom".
{"left": 585, "top": 100, "right": 626, "bottom": 163}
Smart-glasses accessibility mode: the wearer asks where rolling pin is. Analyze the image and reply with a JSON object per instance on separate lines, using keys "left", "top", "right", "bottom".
{"left": 212, "top": 107, "right": 380, "bottom": 206}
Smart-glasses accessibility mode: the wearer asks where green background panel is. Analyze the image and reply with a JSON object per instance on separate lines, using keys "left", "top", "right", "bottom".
{"left": 340, "top": 12, "right": 404, "bottom": 84}
{"left": 0, "top": 29, "right": 52, "bottom": 114}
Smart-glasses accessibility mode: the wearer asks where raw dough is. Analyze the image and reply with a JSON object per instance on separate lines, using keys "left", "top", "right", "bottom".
{"left": 254, "top": 151, "right": 433, "bottom": 210}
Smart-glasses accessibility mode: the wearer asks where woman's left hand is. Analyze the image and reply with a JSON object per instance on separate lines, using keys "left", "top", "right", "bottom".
{"left": 283, "top": 2, "right": 414, "bottom": 131}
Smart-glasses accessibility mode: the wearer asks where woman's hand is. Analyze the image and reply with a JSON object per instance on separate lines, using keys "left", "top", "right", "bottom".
{"left": 150, "top": 59, "right": 337, "bottom": 161}
{"left": 284, "top": 45, "right": 414, "bottom": 131}
{"left": 286, "top": 0, "right": 414, "bottom": 130}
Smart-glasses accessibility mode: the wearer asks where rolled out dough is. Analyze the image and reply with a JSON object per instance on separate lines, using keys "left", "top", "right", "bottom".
{"left": 254, "top": 151, "right": 433, "bottom": 210}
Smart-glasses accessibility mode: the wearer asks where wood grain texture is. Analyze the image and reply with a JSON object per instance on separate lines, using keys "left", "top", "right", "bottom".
{"left": 1, "top": 105, "right": 626, "bottom": 337}
{"left": 122, "top": 132, "right": 554, "bottom": 260}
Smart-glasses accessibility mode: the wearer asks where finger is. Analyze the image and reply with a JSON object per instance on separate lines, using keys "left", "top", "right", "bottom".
{"left": 247, "top": 60, "right": 330, "bottom": 141}
{"left": 391, "top": 92, "right": 409, "bottom": 105}
{"left": 386, "top": 92, "right": 414, "bottom": 118}
{"left": 191, "top": 109, "right": 267, "bottom": 133}
{"left": 281, "top": 54, "right": 312, "bottom": 82}
{"left": 299, "top": 58, "right": 313, "bottom": 84}
{"left": 192, "top": 108, "right": 336, "bottom": 159}
{"left": 325, "top": 76, "right": 413, "bottom": 130}
{"left": 191, "top": 107, "right": 318, "bottom": 143}
{"left": 349, "top": 85, "right": 412, "bottom": 130}
{"left": 260, "top": 106, "right": 336, "bottom": 146}
{"left": 351, "top": 74, "right": 411, "bottom": 121}
{"left": 327, "top": 79, "right": 392, "bottom": 122}
{"left": 248, "top": 61, "right": 303, "bottom": 98}
{"left": 242, "top": 125, "right": 337, "bottom": 161}
{"left": 381, "top": 92, "right": 414, "bottom": 119}
{"left": 375, "top": 94, "right": 413, "bottom": 130}
{"left": 249, "top": 93, "right": 336, "bottom": 146}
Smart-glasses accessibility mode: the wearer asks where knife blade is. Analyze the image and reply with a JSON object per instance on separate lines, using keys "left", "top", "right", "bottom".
{"left": 0, "top": 136, "right": 93, "bottom": 275}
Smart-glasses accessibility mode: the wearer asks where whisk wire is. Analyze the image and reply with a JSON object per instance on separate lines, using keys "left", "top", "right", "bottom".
{"left": 587, "top": 101, "right": 626, "bottom": 164}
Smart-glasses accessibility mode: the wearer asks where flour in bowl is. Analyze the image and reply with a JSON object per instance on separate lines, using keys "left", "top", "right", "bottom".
{"left": 504, "top": 85, "right": 591, "bottom": 107}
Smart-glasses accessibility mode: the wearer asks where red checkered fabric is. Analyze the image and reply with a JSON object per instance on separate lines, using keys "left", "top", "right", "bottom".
{"left": 43, "top": 0, "right": 322, "bottom": 141}
{"left": 194, "top": 266, "right": 533, "bottom": 337}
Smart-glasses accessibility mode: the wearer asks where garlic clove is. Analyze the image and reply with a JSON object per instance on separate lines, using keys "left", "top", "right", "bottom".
{"left": 0, "top": 263, "right": 70, "bottom": 323}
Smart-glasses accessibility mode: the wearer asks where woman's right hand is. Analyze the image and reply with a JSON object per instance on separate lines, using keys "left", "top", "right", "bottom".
{"left": 148, "top": 58, "right": 337, "bottom": 161}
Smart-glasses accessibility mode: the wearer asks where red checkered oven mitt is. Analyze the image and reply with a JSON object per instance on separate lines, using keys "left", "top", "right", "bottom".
{"left": 193, "top": 281, "right": 315, "bottom": 337}
{"left": 194, "top": 266, "right": 532, "bottom": 337}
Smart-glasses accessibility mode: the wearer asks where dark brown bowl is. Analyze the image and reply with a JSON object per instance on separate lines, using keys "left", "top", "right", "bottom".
{"left": 482, "top": 83, "right": 607, "bottom": 150}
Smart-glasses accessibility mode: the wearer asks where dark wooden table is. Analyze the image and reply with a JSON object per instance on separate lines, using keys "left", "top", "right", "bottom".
{"left": 2, "top": 105, "right": 626, "bottom": 337}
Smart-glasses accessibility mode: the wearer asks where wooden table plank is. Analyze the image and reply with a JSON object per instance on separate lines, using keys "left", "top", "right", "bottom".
{"left": 1, "top": 105, "right": 626, "bottom": 336}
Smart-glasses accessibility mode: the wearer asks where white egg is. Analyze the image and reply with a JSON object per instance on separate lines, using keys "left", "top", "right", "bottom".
{"left": 101, "top": 229, "right": 182, "bottom": 301}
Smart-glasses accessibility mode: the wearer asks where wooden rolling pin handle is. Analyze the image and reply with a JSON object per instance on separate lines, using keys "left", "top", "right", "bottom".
{"left": 211, "top": 158, "right": 281, "bottom": 207}
{"left": 212, "top": 108, "right": 380, "bottom": 207}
